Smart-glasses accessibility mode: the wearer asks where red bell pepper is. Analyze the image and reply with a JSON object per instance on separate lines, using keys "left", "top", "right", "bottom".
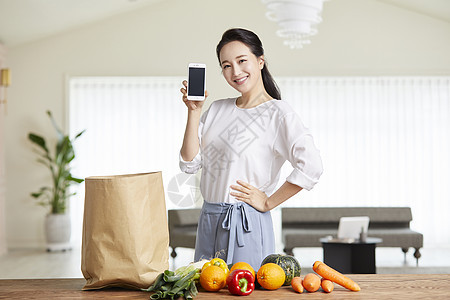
{"left": 226, "top": 269, "right": 255, "bottom": 296}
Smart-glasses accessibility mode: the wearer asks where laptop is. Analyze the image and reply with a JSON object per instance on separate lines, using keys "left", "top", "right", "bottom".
{"left": 337, "top": 216, "right": 370, "bottom": 240}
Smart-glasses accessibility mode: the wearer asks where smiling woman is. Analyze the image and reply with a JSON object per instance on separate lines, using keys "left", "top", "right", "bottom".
{"left": 179, "top": 28, "right": 323, "bottom": 270}
{"left": 216, "top": 29, "right": 281, "bottom": 106}
{"left": 219, "top": 41, "right": 267, "bottom": 104}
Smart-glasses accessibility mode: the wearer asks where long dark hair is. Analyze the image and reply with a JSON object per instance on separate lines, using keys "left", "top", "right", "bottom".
{"left": 216, "top": 28, "right": 281, "bottom": 100}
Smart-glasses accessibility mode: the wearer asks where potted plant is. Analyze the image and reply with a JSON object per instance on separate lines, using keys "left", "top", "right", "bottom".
{"left": 28, "top": 110, "right": 85, "bottom": 251}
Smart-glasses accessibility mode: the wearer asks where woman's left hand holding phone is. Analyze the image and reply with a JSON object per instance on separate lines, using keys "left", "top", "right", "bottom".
{"left": 180, "top": 80, "right": 208, "bottom": 162}
{"left": 180, "top": 80, "right": 208, "bottom": 112}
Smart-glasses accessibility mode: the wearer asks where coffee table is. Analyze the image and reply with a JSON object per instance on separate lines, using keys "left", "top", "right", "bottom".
{"left": 320, "top": 237, "right": 382, "bottom": 274}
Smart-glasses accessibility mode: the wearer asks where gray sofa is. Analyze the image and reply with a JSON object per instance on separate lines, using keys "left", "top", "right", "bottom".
{"left": 168, "top": 208, "right": 201, "bottom": 259}
{"left": 282, "top": 207, "right": 423, "bottom": 265}
{"left": 168, "top": 207, "right": 424, "bottom": 265}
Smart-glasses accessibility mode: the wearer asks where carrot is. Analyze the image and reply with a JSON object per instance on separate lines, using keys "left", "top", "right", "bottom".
{"left": 291, "top": 277, "right": 303, "bottom": 293}
{"left": 302, "top": 273, "right": 321, "bottom": 292}
{"left": 321, "top": 278, "right": 334, "bottom": 293}
{"left": 312, "top": 261, "right": 360, "bottom": 292}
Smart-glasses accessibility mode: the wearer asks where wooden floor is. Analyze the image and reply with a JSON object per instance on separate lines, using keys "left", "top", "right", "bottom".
{"left": 1, "top": 275, "right": 450, "bottom": 299}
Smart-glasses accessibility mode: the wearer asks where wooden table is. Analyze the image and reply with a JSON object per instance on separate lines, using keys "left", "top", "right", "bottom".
{"left": 1, "top": 274, "right": 450, "bottom": 299}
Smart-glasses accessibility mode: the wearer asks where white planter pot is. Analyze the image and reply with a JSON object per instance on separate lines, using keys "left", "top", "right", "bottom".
{"left": 45, "top": 213, "right": 72, "bottom": 252}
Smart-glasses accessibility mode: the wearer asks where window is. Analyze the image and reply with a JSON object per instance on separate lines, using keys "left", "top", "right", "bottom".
{"left": 276, "top": 77, "right": 450, "bottom": 247}
{"left": 69, "top": 76, "right": 450, "bottom": 247}
{"left": 69, "top": 77, "right": 187, "bottom": 244}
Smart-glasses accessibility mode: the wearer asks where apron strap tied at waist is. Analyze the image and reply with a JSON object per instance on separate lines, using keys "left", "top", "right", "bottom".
{"left": 221, "top": 202, "right": 252, "bottom": 265}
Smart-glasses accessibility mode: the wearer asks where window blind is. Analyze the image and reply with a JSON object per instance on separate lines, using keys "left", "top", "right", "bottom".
{"left": 276, "top": 77, "right": 450, "bottom": 247}
{"left": 69, "top": 76, "right": 450, "bottom": 247}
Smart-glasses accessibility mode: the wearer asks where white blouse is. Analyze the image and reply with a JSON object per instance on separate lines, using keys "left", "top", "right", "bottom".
{"left": 179, "top": 98, "right": 323, "bottom": 204}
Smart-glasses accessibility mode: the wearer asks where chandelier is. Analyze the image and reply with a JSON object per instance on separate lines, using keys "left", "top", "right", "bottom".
{"left": 262, "top": 0, "right": 329, "bottom": 49}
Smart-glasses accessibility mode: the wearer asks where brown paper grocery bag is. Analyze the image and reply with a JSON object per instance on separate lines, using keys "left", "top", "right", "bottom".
{"left": 81, "top": 172, "right": 169, "bottom": 290}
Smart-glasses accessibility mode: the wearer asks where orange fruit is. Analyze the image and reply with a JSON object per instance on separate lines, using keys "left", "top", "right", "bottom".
{"left": 230, "top": 262, "right": 255, "bottom": 278}
{"left": 256, "top": 263, "right": 285, "bottom": 290}
{"left": 199, "top": 265, "right": 227, "bottom": 292}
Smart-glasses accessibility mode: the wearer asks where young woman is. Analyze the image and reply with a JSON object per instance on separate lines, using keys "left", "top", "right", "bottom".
{"left": 179, "top": 28, "right": 323, "bottom": 270}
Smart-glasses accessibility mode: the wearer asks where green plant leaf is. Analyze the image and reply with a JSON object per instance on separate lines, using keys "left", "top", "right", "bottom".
{"left": 28, "top": 133, "right": 49, "bottom": 154}
{"left": 31, "top": 192, "right": 42, "bottom": 198}
{"left": 36, "top": 158, "right": 52, "bottom": 167}
{"left": 75, "top": 129, "right": 86, "bottom": 139}
{"left": 31, "top": 186, "right": 51, "bottom": 198}
{"left": 38, "top": 201, "right": 49, "bottom": 207}
{"left": 29, "top": 110, "right": 85, "bottom": 214}
{"left": 47, "top": 110, "right": 64, "bottom": 139}
{"left": 68, "top": 175, "right": 84, "bottom": 184}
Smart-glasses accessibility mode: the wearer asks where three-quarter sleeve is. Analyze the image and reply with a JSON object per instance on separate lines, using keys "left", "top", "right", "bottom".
{"left": 179, "top": 151, "right": 202, "bottom": 174}
{"left": 273, "top": 112, "right": 323, "bottom": 190}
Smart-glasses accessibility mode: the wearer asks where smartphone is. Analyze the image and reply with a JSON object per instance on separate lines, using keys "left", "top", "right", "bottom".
{"left": 187, "top": 63, "right": 206, "bottom": 101}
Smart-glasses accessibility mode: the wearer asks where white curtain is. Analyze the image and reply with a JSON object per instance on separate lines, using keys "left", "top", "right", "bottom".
{"left": 69, "top": 76, "right": 450, "bottom": 247}
{"left": 276, "top": 77, "right": 450, "bottom": 247}
{"left": 69, "top": 76, "right": 187, "bottom": 245}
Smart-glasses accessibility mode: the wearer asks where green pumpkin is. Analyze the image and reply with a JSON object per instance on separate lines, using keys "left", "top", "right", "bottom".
{"left": 261, "top": 254, "right": 301, "bottom": 286}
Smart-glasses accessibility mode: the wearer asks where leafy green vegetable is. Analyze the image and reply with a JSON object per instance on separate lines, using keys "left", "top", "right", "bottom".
{"left": 143, "top": 263, "right": 203, "bottom": 300}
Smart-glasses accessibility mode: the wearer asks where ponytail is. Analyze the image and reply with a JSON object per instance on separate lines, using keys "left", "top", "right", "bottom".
{"left": 261, "top": 65, "right": 281, "bottom": 100}
{"left": 216, "top": 28, "right": 281, "bottom": 100}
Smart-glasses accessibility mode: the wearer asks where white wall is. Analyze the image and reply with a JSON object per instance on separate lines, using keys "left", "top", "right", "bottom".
{"left": 0, "top": 43, "right": 7, "bottom": 254}
{"left": 4, "top": 0, "right": 450, "bottom": 248}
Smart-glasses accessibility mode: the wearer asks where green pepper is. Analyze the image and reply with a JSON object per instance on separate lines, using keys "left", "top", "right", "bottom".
{"left": 226, "top": 269, "right": 255, "bottom": 296}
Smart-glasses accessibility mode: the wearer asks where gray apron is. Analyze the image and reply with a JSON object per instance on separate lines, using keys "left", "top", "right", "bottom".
{"left": 194, "top": 201, "right": 275, "bottom": 271}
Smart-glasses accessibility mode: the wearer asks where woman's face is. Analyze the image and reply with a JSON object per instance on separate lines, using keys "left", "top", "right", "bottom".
{"left": 219, "top": 41, "right": 264, "bottom": 96}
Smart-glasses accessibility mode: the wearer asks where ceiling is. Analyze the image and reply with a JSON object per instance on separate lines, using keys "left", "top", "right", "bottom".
{"left": 0, "top": 0, "right": 449, "bottom": 48}
{"left": 377, "top": 0, "right": 450, "bottom": 23}
{"left": 0, "top": 0, "right": 164, "bottom": 47}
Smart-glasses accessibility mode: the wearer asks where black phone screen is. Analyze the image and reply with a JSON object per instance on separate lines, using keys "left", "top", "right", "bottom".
{"left": 188, "top": 67, "right": 205, "bottom": 96}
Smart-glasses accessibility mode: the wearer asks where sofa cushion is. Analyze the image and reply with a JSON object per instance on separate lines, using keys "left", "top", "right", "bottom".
{"left": 282, "top": 207, "right": 413, "bottom": 225}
